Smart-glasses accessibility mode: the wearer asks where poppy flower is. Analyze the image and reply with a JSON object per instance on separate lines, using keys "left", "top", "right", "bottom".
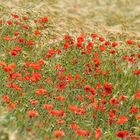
{"left": 76, "top": 129, "right": 90, "bottom": 137}
{"left": 112, "top": 42, "right": 118, "bottom": 47}
{"left": 70, "top": 123, "right": 80, "bottom": 130}
{"left": 134, "top": 91, "right": 140, "bottom": 99}
{"left": 133, "top": 70, "right": 140, "bottom": 75}
{"left": 40, "top": 16, "right": 48, "bottom": 23}
{"left": 34, "top": 30, "right": 40, "bottom": 35}
{"left": 35, "top": 88, "right": 47, "bottom": 95}
{"left": 116, "top": 130, "right": 129, "bottom": 139}
{"left": 84, "top": 85, "right": 91, "bottom": 92}
{"left": 127, "top": 39, "right": 134, "bottom": 45}
{"left": 130, "top": 106, "right": 139, "bottom": 114}
{"left": 56, "top": 82, "right": 67, "bottom": 90}
{"left": 110, "top": 97, "right": 119, "bottom": 106}
{"left": 55, "top": 96, "right": 65, "bottom": 101}
{"left": 30, "top": 100, "right": 39, "bottom": 105}
{"left": 91, "top": 33, "right": 98, "bottom": 38}
{"left": 43, "top": 104, "right": 53, "bottom": 110}
{"left": 136, "top": 114, "right": 140, "bottom": 121}
{"left": 50, "top": 110, "right": 64, "bottom": 116}
{"left": 95, "top": 127, "right": 102, "bottom": 140}
{"left": 2, "top": 95, "right": 10, "bottom": 103}
{"left": 53, "top": 130, "right": 65, "bottom": 138}
{"left": 27, "top": 110, "right": 39, "bottom": 118}
{"left": 116, "top": 116, "right": 128, "bottom": 124}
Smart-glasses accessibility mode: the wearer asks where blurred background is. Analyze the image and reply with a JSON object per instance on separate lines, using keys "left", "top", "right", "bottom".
{"left": 0, "top": 0, "right": 140, "bottom": 38}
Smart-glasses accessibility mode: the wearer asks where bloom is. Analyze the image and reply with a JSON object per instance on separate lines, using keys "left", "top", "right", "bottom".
{"left": 116, "top": 130, "right": 129, "bottom": 139}
{"left": 53, "top": 130, "right": 65, "bottom": 138}
{"left": 27, "top": 110, "right": 39, "bottom": 118}
{"left": 116, "top": 116, "right": 128, "bottom": 124}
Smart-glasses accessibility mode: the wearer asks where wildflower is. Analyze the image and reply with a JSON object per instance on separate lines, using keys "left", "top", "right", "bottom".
{"left": 30, "top": 100, "right": 39, "bottom": 105}
{"left": 14, "top": 31, "right": 19, "bottom": 36}
{"left": 27, "top": 110, "right": 39, "bottom": 118}
{"left": 50, "top": 110, "right": 64, "bottom": 116}
{"left": 110, "top": 97, "right": 119, "bottom": 106}
{"left": 23, "top": 25, "right": 29, "bottom": 30}
{"left": 91, "top": 33, "right": 98, "bottom": 38}
{"left": 112, "top": 42, "right": 118, "bottom": 47}
{"left": 53, "top": 130, "right": 65, "bottom": 138}
{"left": 40, "top": 16, "right": 48, "bottom": 23}
{"left": 27, "top": 40, "right": 34, "bottom": 46}
{"left": 3, "top": 36, "right": 11, "bottom": 41}
{"left": 77, "top": 94, "right": 84, "bottom": 101}
{"left": 70, "top": 123, "right": 80, "bottom": 130}
{"left": 99, "top": 45, "right": 106, "bottom": 51}
{"left": 116, "top": 116, "right": 128, "bottom": 124}
{"left": 56, "top": 82, "right": 67, "bottom": 91}
{"left": 84, "top": 85, "right": 91, "bottom": 92}
{"left": 2, "top": 95, "right": 10, "bottom": 103}
{"left": 95, "top": 127, "right": 102, "bottom": 140}
{"left": 105, "top": 41, "right": 110, "bottom": 46}
{"left": 104, "top": 82, "right": 113, "bottom": 94}
{"left": 55, "top": 96, "right": 65, "bottom": 101}
{"left": 136, "top": 114, "right": 140, "bottom": 121}
{"left": 18, "top": 38, "right": 24, "bottom": 43}
{"left": 119, "top": 95, "right": 127, "bottom": 101}
{"left": 127, "top": 39, "right": 134, "bottom": 45}
{"left": 99, "top": 37, "right": 105, "bottom": 42}
{"left": 116, "top": 130, "right": 129, "bottom": 139}
{"left": 130, "top": 106, "right": 139, "bottom": 114}
{"left": 76, "top": 129, "right": 90, "bottom": 137}
{"left": 35, "top": 88, "right": 47, "bottom": 95}
{"left": 133, "top": 70, "right": 140, "bottom": 75}
{"left": 135, "top": 91, "right": 140, "bottom": 99}
{"left": 69, "top": 105, "right": 77, "bottom": 112}
{"left": 7, "top": 20, "right": 13, "bottom": 25}
{"left": 22, "top": 16, "right": 28, "bottom": 20}
{"left": 34, "top": 30, "right": 40, "bottom": 35}
{"left": 43, "top": 104, "right": 53, "bottom": 110}
{"left": 11, "top": 13, "right": 19, "bottom": 18}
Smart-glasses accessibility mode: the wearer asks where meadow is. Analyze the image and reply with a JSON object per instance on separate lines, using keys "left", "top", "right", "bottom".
{"left": 0, "top": 0, "right": 140, "bottom": 140}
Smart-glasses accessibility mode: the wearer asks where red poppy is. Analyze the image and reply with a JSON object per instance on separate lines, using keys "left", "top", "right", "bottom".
{"left": 70, "top": 123, "right": 80, "bottom": 130}
{"left": 50, "top": 110, "right": 64, "bottom": 116}
{"left": 127, "top": 39, "right": 134, "bottom": 45}
{"left": 95, "top": 127, "right": 102, "bottom": 140}
{"left": 56, "top": 82, "right": 67, "bottom": 91}
{"left": 133, "top": 70, "right": 140, "bottom": 75}
{"left": 55, "top": 96, "right": 65, "bottom": 101}
{"left": 135, "top": 91, "right": 140, "bottom": 99}
{"left": 84, "top": 85, "right": 91, "bottom": 92}
{"left": 27, "top": 110, "right": 39, "bottom": 118}
{"left": 43, "top": 104, "right": 53, "bottom": 110}
{"left": 130, "top": 106, "right": 139, "bottom": 114}
{"left": 112, "top": 42, "right": 118, "bottom": 47}
{"left": 34, "top": 30, "right": 40, "bottom": 35}
{"left": 30, "top": 100, "right": 39, "bottom": 105}
{"left": 76, "top": 129, "right": 90, "bottom": 137}
{"left": 53, "top": 130, "right": 64, "bottom": 138}
{"left": 136, "top": 114, "right": 140, "bottom": 121}
{"left": 35, "top": 88, "right": 46, "bottom": 95}
{"left": 116, "top": 116, "right": 128, "bottom": 124}
{"left": 116, "top": 130, "right": 129, "bottom": 139}
{"left": 40, "top": 16, "right": 48, "bottom": 23}
{"left": 110, "top": 97, "right": 119, "bottom": 106}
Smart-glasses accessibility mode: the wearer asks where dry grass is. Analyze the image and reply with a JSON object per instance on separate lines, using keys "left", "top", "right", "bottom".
{"left": 0, "top": 0, "right": 140, "bottom": 38}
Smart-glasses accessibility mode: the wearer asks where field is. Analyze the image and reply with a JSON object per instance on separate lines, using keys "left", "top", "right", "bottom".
{"left": 0, "top": 0, "right": 140, "bottom": 140}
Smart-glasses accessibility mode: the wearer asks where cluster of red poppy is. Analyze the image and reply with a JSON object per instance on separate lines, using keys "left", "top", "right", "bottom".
{"left": 0, "top": 13, "right": 140, "bottom": 139}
